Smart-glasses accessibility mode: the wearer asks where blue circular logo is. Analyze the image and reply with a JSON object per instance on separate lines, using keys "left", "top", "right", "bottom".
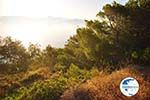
{"left": 120, "top": 77, "right": 139, "bottom": 97}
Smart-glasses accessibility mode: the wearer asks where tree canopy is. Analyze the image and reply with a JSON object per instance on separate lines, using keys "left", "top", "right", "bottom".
{"left": 58, "top": 0, "right": 150, "bottom": 70}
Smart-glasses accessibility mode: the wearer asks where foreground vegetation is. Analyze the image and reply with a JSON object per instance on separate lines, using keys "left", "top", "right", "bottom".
{"left": 1, "top": 66, "right": 150, "bottom": 100}
{"left": 0, "top": 0, "right": 150, "bottom": 100}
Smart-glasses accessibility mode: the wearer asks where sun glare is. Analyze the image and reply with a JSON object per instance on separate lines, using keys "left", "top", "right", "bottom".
{"left": 1, "top": 19, "right": 49, "bottom": 47}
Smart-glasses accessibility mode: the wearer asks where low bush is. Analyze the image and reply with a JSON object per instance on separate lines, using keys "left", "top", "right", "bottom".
{"left": 3, "top": 77, "right": 69, "bottom": 100}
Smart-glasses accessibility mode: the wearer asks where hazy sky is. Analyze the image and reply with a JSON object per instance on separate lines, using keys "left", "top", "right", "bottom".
{"left": 0, "top": 16, "right": 84, "bottom": 47}
{"left": 0, "top": 0, "right": 127, "bottom": 48}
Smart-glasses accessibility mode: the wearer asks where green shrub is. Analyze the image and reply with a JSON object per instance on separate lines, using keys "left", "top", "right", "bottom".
{"left": 3, "top": 77, "right": 69, "bottom": 100}
{"left": 65, "top": 64, "right": 91, "bottom": 81}
{"left": 53, "top": 63, "right": 67, "bottom": 73}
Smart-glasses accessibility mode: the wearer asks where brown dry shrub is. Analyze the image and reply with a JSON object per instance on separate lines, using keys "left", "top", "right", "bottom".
{"left": 61, "top": 67, "right": 150, "bottom": 100}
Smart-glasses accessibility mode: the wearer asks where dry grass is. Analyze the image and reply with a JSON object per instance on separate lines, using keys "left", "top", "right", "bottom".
{"left": 0, "top": 67, "right": 52, "bottom": 98}
{"left": 20, "top": 67, "right": 52, "bottom": 85}
{"left": 61, "top": 67, "right": 150, "bottom": 100}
